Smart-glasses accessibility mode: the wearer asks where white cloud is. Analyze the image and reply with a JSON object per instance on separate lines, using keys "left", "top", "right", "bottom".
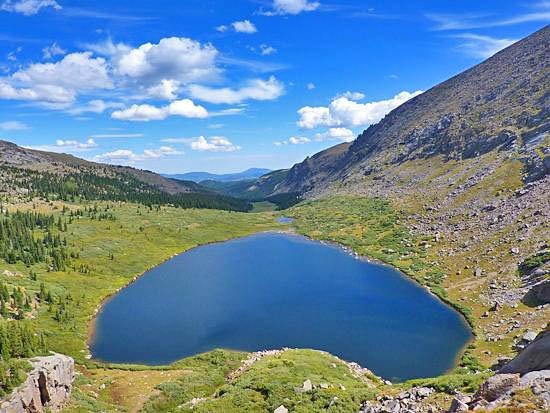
{"left": 266, "top": 0, "right": 320, "bottom": 15}
{"left": 115, "top": 37, "right": 220, "bottom": 85}
{"left": 55, "top": 138, "right": 98, "bottom": 149}
{"left": 190, "top": 136, "right": 241, "bottom": 152}
{"left": 217, "top": 20, "right": 258, "bottom": 34}
{"left": 453, "top": 33, "right": 516, "bottom": 59}
{"left": 2, "top": 52, "right": 112, "bottom": 104}
{"left": 112, "top": 104, "right": 164, "bottom": 121}
{"left": 11, "top": 52, "right": 111, "bottom": 90}
{"left": 67, "top": 99, "right": 124, "bottom": 115}
{"left": 335, "top": 91, "right": 365, "bottom": 101}
{"left": 0, "top": 82, "right": 75, "bottom": 103}
{"left": 259, "top": 44, "right": 277, "bottom": 55}
{"left": 143, "top": 146, "right": 182, "bottom": 158}
{"left": 0, "top": 120, "right": 29, "bottom": 130}
{"left": 1, "top": 0, "right": 61, "bottom": 15}
{"left": 42, "top": 42, "right": 66, "bottom": 59}
{"left": 160, "top": 137, "right": 194, "bottom": 144}
{"left": 7, "top": 47, "right": 21, "bottom": 61}
{"left": 90, "top": 133, "right": 143, "bottom": 138}
{"left": 111, "top": 99, "right": 208, "bottom": 121}
{"left": 297, "top": 90, "right": 422, "bottom": 129}
{"left": 94, "top": 146, "right": 182, "bottom": 163}
{"left": 428, "top": 8, "right": 550, "bottom": 30}
{"left": 209, "top": 107, "right": 246, "bottom": 117}
{"left": 315, "top": 127, "right": 355, "bottom": 142}
{"left": 232, "top": 20, "right": 257, "bottom": 33}
{"left": 188, "top": 76, "right": 284, "bottom": 104}
{"left": 289, "top": 136, "right": 310, "bottom": 144}
{"left": 146, "top": 79, "right": 180, "bottom": 100}
{"left": 82, "top": 38, "right": 130, "bottom": 57}
{"left": 274, "top": 136, "right": 311, "bottom": 146}
{"left": 306, "top": 82, "right": 315, "bottom": 90}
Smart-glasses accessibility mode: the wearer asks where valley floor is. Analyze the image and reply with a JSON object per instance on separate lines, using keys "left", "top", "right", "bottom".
{"left": 1, "top": 175, "right": 548, "bottom": 412}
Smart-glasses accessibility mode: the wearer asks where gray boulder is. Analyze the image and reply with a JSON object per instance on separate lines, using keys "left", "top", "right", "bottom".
{"left": 448, "top": 396, "right": 470, "bottom": 412}
{"left": 523, "top": 279, "right": 550, "bottom": 306}
{"left": 476, "top": 373, "right": 520, "bottom": 401}
{"left": 499, "top": 330, "right": 550, "bottom": 375}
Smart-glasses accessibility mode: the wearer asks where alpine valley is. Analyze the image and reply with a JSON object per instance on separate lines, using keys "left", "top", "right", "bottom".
{"left": 0, "top": 15, "right": 548, "bottom": 413}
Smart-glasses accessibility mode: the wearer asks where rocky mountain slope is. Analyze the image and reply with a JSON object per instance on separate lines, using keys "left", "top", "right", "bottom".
{"left": 271, "top": 25, "right": 549, "bottom": 411}
{"left": 276, "top": 25, "right": 549, "bottom": 195}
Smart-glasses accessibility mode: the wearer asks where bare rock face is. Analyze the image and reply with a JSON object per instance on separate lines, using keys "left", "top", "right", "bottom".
{"left": 523, "top": 279, "right": 550, "bottom": 306}
{"left": 447, "top": 329, "right": 550, "bottom": 411}
{"left": 498, "top": 330, "right": 550, "bottom": 375}
{"left": 0, "top": 354, "right": 74, "bottom": 413}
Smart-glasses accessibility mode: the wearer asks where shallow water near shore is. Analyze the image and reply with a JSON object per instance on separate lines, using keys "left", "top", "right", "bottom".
{"left": 91, "top": 232, "right": 471, "bottom": 381}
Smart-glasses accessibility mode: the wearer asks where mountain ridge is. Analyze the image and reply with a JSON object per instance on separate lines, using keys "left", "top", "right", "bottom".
{"left": 0, "top": 139, "right": 197, "bottom": 195}
{"left": 164, "top": 168, "right": 271, "bottom": 183}
{"left": 0, "top": 140, "right": 252, "bottom": 211}
{"left": 275, "top": 25, "right": 549, "bottom": 196}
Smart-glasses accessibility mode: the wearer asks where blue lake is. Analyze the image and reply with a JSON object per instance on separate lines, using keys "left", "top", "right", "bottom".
{"left": 91, "top": 232, "right": 471, "bottom": 381}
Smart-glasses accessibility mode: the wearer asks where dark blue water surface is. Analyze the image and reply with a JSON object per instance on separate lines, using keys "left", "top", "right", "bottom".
{"left": 91, "top": 233, "right": 471, "bottom": 381}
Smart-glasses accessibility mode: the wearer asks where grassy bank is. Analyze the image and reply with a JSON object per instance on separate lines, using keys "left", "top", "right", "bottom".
{"left": 0, "top": 196, "right": 500, "bottom": 411}
{"left": 0, "top": 201, "right": 279, "bottom": 361}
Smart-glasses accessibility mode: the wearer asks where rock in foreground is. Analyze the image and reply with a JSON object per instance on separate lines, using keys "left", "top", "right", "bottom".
{"left": 448, "top": 329, "right": 550, "bottom": 411}
{"left": 0, "top": 353, "right": 74, "bottom": 413}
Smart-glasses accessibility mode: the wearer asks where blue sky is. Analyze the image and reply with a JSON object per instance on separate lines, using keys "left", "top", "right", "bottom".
{"left": 0, "top": 0, "right": 548, "bottom": 173}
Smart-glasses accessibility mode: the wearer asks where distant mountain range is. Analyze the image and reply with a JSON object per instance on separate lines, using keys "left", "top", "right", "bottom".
{"left": 163, "top": 168, "right": 271, "bottom": 183}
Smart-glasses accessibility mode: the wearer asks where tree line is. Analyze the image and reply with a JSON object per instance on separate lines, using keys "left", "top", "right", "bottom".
{"left": 0, "top": 321, "right": 46, "bottom": 396}
{"left": 0, "top": 166, "right": 252, "bottom": 212}
{"left": 0, "top": 209, "right": 69, "bottom": 270}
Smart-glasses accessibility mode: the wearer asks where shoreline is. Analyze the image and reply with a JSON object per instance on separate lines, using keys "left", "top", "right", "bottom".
{"left": 85, "top": 225, "right": 474, "bottom": 380}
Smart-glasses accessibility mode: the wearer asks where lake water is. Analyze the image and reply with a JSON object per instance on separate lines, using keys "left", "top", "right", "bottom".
{"left": 91, "top": 232, "right": 471, "bottom": 381}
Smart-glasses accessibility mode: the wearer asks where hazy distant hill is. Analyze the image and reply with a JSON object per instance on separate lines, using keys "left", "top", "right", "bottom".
{"left": 164, "top": 168, "right": 271, "bottom": 183}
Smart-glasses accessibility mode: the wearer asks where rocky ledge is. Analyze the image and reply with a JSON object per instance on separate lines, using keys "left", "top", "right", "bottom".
{"left": 0, "top": 353, "right": 74, "bottom": 413}
{"left": 449, "top": 329, "right": 550, "bottom": 411}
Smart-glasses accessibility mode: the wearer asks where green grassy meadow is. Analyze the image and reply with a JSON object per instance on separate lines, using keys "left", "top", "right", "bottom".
{"left": 0, "top": 197, "right": 491, "bottom": 412}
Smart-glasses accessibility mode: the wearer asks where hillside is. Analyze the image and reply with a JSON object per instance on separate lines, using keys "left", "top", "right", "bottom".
{"left": 277, "top": 25, "right": 549, "bottom": 195}
{"left": 164, "top": 168, "right": 271, "bottom": 183}
{"left": 0, "top": 140, "right": 199, "bottom": 194}
{"left": 200, "top": 169, "right": 290, "bottom": 199}
{"left": 266, "top": 25, "right": 550, "bottom": 410}
{"left": 0, "top": 23, "right": 548, "bottom": 413}
{"left": 0, "top": 140, "right": 252, "bottom": 211}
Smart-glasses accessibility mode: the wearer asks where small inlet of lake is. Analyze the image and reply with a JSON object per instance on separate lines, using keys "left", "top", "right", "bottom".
{"left": 91, "top": 233, "right": 471, "bottom": 381}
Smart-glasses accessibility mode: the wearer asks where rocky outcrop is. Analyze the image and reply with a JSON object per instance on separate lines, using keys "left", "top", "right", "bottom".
{"left": 523, "top": 279, "right": 550, "bottom": 306}
{"left": 477, "top": 373, "right": 520, "bottom": 402}
{"left": 498, "top": 330, "right": 550, "bottom": 375}
{"left": 359, "top": 387, "right": 435, "bottom": 412}
{"left": 448, "top": 329, "right": 550, "bottom": 411}
{"left": 0, "top": 354, "right": 74, "bottom": 413}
